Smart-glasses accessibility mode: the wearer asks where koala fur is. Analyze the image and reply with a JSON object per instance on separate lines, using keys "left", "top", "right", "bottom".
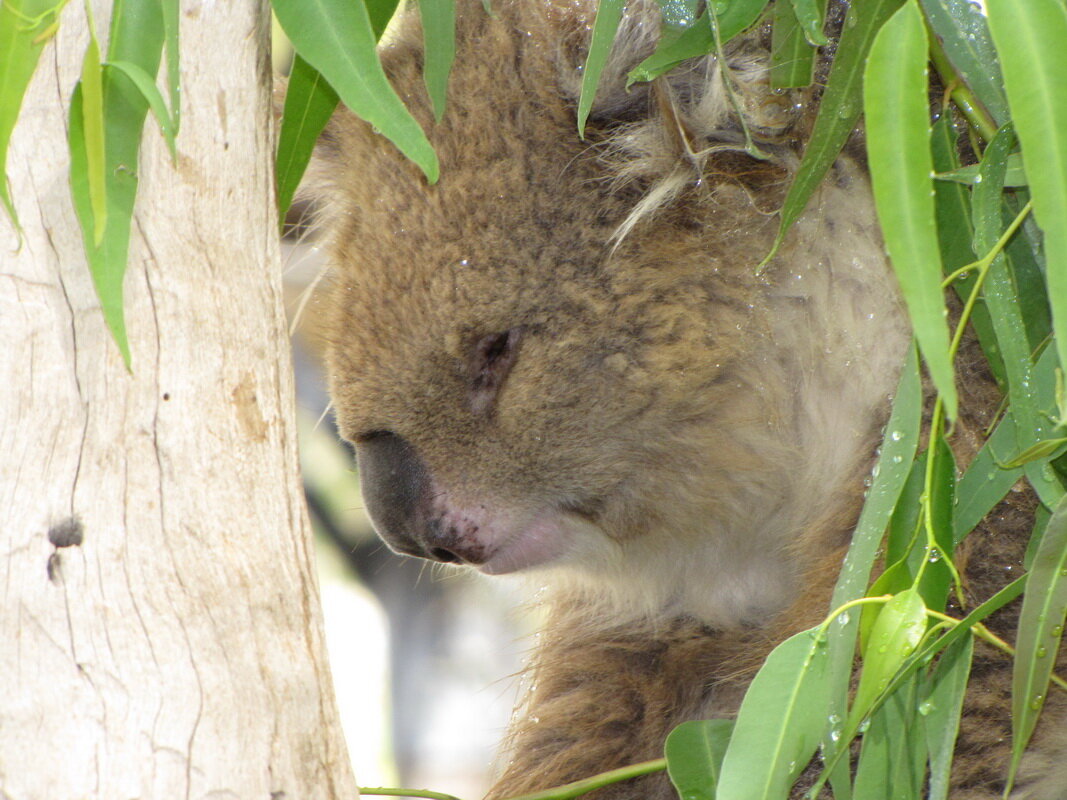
{"left": 303, "top": 1, "right": 1067, "bottom": 798}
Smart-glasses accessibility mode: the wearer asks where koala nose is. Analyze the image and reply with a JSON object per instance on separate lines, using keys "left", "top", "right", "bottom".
{"left": 355, "top": 430, "right": 490, "bottom": 566}
{"left": 355, "top": 430, "right": 431, "bottom": 558}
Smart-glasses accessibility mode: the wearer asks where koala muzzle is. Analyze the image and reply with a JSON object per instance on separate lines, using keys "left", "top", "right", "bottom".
{"left": 355, "top": 430, "right": 488, "bottom": 566}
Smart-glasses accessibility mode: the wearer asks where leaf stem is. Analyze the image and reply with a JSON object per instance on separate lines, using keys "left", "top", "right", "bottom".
{"left": 360, "top": 789, "right": 464, "bottom": 800}
{"left": 504, "top": 759, "right": 668, "bottom": 800}
{"left": 925, "top": 22, "right": 998, "bottom": 142}
{"left": 924, "top": 611, "right": 1067, "bottom": 693}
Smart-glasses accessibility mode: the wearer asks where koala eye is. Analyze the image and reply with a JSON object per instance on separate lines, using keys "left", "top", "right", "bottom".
{"left": 469, "top": 327, "right": 524, "bottom": 415}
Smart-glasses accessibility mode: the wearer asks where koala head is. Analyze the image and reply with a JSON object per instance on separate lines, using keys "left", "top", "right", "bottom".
{"left": 304, "top": 0, "right": 904, "bottom": 622}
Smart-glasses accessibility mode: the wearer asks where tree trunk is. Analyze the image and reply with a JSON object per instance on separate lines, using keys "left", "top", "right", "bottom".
{"left": 0, "top": 2, "right": 359, "bottom": 798}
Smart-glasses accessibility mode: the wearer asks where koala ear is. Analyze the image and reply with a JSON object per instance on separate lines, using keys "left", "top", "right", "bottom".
{"left": 539, "top": 1, "right": 807, "bottom": 242}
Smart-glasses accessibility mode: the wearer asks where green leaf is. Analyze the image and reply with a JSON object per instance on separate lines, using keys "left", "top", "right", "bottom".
{"left": 986, "top": 0, "right": 1067, "bottom": 395}
{"left": 864, "top": 0, "right": 957, "bottom": 419}
{"left": 716, "top": 629, "right": 830, "bottom": 800}
{"left": 69, "top": 0, "right": 166, "bottom": 369}
{"left": 161, "top": 0, "right": 179, "bottom": 134}
{"left": 853, "top": 675, "right": 926, "bottom": 800}
{"left": 105, "top": 60, "right": 177, "bottom": 161}
{"left": 79, "top": 16, "right": 107, "bottom": 246}
{"left": 0, "top": 0, "right": 65, "bottom": 228}
{"left": 770, "top": 0, "right": 815, "bottom": 90}
{"left": 919, "top": 0, "right": 1009, "bottom": 126}
{"left": 764, "top": 0, "right": 904, "bottom": 265}
{"left": 664, "top": 719, "right": 733, "bottom": 800}
{"left": 576, "top": 0, "right": 624, "bottom": 135}
{"left": 788, "top": 0, "right": 827, "bottom": 46}
{"left": 923, "top": 636, "right": 973, "bottom": 800}
{"left": 973, "top": 128, "right": 1040, "bottom": 444}
{"left": 272, "top": 0, "right": 439, "bottom": 183}
{"left": 848, "top": 588, "right": 927, "bottom": 732}
{"left": 936, "top": 159, "right": 1027, "bottom": 188}
{"left": 920, "top": 434, "right": 956, "bottom": 612}
{"left": 1006, "top": 493, "right": 1067, "bottom": 793}
{"left": 931, "top": 115, "right": 1007, "bottom": 389}
{"left": 860, "top": 561, "right": 913, "bottom": 653}
{"left": 626, "top": 0, "right": 768, "bottom": 85}
{"left": 275, "top": 54, "right": 339, "bottom": 225}
{"left": 885, "top": 452, "right": 927, "bottom": 570}
{"left": 419, "top": 0, "right": 455, "bottom": 122}
{"left": 823, "top": 344, "right": 921, "bottom": 771}
{"left": 365, "top": 0, "right": 400, "bottom": 39}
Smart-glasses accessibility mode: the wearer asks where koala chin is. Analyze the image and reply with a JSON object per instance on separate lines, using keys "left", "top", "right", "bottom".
{"left": 301, "top": 1, "right": 1066, "bottom": 797}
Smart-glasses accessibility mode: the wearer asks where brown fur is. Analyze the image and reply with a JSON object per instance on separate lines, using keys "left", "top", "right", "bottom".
{"left": 301, "top": 2, "right": 1067, "bottom": 798}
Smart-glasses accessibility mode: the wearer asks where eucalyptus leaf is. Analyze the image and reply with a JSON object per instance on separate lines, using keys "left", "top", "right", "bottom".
{"left": 770, "top": 0, "right": 815, "bottom": 90}
{"left": 764, "top": 0, "right": 904, "bottom": 265}
{"left": 848, "top": 588, "right": 927, "bottom": 733}
{"left": 79, "top": 20, "right": 107, "bottom": 246}
{"left": 788, "top": 0, "right": 827, "bottom": 46}
{"left": 365, "top": 0, "right": 401, "bottom": 39}
{"left": 275, "top": 54, "right": 339, "bottom": 225}
{"left": 0, "top": 0, "right": 64, "bottom": 228}
{"left": 68, "top": 0, "right": 166, "bottom": 368}
{"left": 576, "top": 0, "right": 625, "bottom": 135}
{"left": 823, "top": 345, "right": 921, "bottom": 773}
{"left": 853, "top": 675, "right": 926, "bottom": 800}
{"left": 936, "top": 159, "right": 1027, "bottom": 188}
{"left": 106, "top": 60, "right": 177, "bottom": 161}
{"left": 419, "top": 0, "right": 456, "bottom": 122}
{"left": 161, "top": 0, "right": 179, "bottom": 133}
{"left": 864, "top": 0, "right": 957, "bottom": 419}
{"left": 986, "top": 0, "right": 1067, "bottom": 394}
{"left": 1006, "top": 493, "right": 1067, "bottom": 793}
{"left": 923, "top": 636, "right": 973, "bottom": 800}
{"left": 664, "top": 719, "right": 733, "bottom": 800}
{"left": 627, "top": 0, "right": 769, "bottom": 85}
{"left": 716, "top": 629, "right": 830, "bottom": 800}
{"left": 919, "top": 0, "right": 1008, "bottom": 126}
{"left": 272, "top": 0, "right": 439, "bottom": 183}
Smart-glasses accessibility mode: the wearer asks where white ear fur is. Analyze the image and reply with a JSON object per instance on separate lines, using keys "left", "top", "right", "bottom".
{"left": 546, "top": 1, "right": 806, "bottom": 241}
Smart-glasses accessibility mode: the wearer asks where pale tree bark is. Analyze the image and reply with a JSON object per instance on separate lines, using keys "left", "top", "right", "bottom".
{"left": 0, "top": 1, "right": 359, "bottom": 798}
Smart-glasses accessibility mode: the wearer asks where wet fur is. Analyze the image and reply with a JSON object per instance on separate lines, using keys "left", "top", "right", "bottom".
{"left": 302, "top": 2, "right": 1067, "bottom": 797}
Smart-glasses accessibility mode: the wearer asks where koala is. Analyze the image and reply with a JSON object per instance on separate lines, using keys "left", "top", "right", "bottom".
{"left": 302, "top": 1, "right": 1067, "bottom": 797}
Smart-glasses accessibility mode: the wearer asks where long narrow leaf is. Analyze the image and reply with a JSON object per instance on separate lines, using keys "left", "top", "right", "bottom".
{"left": 419, "top": 0, "right": 455, "bottom": 122}
{"left": 275, "top": 54, "right": 339, "bottom": 225}
{"left": 853, "top": 675, "right": 926, "bottom": 800}
{"left": 576, "top": 0, "right": 624, "bottom": 135}
{"left": 848, "top": 588, "right": 928, "bottom": 732}
{"left": 923, "top": 636, "right": 974, "bottom": 800}
{"left": 1006, "top": 494, "right": 1067, "bottom": 793}
{"left": 764, "top": 0, "right": 903, "bottom": 264}
{"left": 716, "top": 629, "right": 831, "bottom": 800}
{"left": 986, "top": 0, "right": 1067, "bottom": 388}
{"left": 105, "top": 60, "right": 177, "bottom": 160}
{"left": 864, "top": 0, "right": 957, "bottom": 418}
{"left": 0, "top": 0, "right": 64, "bottom": 228}
{"left": 823, "top": 345, "right": 921, "bottom": 773}
{"left": 665, "top": 719, "right": 733, "bottom": 800}
{"left": 627, "top": 0, "right": 769, "bottom": 85}
{"left": 161, "top": 0, "right": 178, "bottom": 133}
{"left": 79, "top": 18, "right": 107, "bottom": 246}
{"left": 770, "top": 0, "right": 815, "bottom": 90}
{"left": 365, "top": 0, "right": 400, "bottom": 40}
{"left": 69, "top": 0, "right": 165, "bottom": 368}
{"left": 272, "top": 0, "right": 439, "bottom": 183}
{"left": 930, "top": 115, "right": 1007, "bottom": 387}
{"left": 919, "top": 0, "right": 1008, "bottom": 126}
{"left": 788, "top": 0, "right": 827, "bottom": 46}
